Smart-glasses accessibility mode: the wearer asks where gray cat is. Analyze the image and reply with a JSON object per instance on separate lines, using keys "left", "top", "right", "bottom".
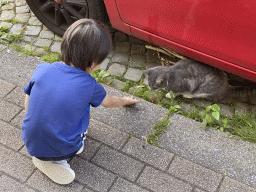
{"left": 143, "top": 59, "right": 256, "bottom": 102}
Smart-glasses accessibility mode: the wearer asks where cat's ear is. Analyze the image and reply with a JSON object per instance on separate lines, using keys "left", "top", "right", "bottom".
{"left": 155, "top": 75, "right": 164, "bottom": 84}
{"left": 143, "top": 69, "right": 150, "bottom": 75}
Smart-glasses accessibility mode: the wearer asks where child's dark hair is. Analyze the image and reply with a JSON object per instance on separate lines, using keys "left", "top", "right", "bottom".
{"left": 61, "top": 19, "right": 112, "bottom": 71}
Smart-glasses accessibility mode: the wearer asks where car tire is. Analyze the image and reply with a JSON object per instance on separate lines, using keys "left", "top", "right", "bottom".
{"left": 26, "top": 0, "right": 109, "bottom": 36}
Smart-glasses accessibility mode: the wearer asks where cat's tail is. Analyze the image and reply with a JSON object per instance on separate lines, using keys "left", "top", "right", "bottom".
{"left": 228, "top": 86, "right": 256, "bottom": 97}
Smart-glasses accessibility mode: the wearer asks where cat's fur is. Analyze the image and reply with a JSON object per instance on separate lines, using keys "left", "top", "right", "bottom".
{"left": 143, "top": 59, "right": 256, "bottom": 102}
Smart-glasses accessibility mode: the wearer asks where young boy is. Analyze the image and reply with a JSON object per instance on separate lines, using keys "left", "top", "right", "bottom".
{"left": 22, "top": 19, "right": 139, "bottom": 185}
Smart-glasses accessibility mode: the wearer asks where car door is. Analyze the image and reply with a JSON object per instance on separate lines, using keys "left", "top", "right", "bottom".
{"left": 115, "top": 0, "right": 256, "bottom": 72}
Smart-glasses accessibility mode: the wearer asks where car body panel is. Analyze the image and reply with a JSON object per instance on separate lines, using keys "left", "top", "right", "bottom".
{"left": 104, "top": 0, "right": 256, "bottom": 82}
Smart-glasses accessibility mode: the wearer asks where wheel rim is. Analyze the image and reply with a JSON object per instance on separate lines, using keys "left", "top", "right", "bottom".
{"left": 34, "top": 0, "right": 89, "bottom": 30}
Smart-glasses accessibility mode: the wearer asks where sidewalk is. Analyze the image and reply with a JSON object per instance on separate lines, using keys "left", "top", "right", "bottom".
{"left": 0, "top": 44, "right": 255, "bottom": 192}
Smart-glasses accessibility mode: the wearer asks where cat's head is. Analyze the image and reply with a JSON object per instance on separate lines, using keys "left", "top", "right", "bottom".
{"left": 143, "top": 66, "right": 171, "bottom": 90}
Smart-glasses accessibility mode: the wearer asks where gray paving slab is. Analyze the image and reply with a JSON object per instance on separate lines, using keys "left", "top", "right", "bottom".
{"left": 0, "top": 120, "right": 23, "bottom": 151}
{"left": 77, "top": 137, "right": 101, "bottom": 160}
{"left": 0, "top": 49, "right": 41, "bottom": 86}
{"left": 0, "top": 79, "right": 15, "bottom": 98}
{"left": 70, "top": 157, "right": 116, "bottom": 192}
{"left": 137, "top": 166, "right": 193, "bottom": 192}
{"left": 168, "top": 156, "right": 223, "bottom": 192}
{"left": 159, "top": 113, "right": 256, "bottom": 189}
{"left": 91, "top": 146, "right": 144, "bottom": 181}
{"left": 122, "top": 137, "right": 174, "bottom": 170}
{"left": 107, "top": 63, "right": 126, "bottom": 76}
{"left": 10, "top": 110, "right": 26, "bottom": 128}
{"left": 109, "top": 178, "right": 149, "bottom": 192}
{"left": 90, "top": 85, "right": 168, "bottom": 139}
{"left": 219, "top": 177, "right": 256, "bottom": 192}
{"left": 0, "top": 175, "right": 35, "bottom": 192}
{"left": 124, "top": 68, "right": 143, "bottom": 81}
{"left": 88, "top": 118, "right": 130, "bottom": 150}
{"left": 0, "top": 100, "right": 21, "bottom": 121}
{"left": 5, "top": 86, "right": 24, "bottom": 107}
{"left": 0, "top": 145, "right": 34, "bottom": 182}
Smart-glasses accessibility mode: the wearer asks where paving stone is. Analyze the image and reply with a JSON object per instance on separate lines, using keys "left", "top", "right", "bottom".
{"left": 219, "top": 177, "right": 256, "bottom": 192}
{"left": 24, "top": 26, "right": 41, "bottom": 36}
{"left": 107, "top": 63, "right": 126, "bottom": 76}
{"left": 130, "top": 55, "right": 146, "bottom": 68}
{"left": 193, "top": 99, "right": 212, "bottom": 108}
{"left": 88, "top": 119, "right": 130, "bottom": 150}
{"left": 9, "top": 23, "right": 23, "bottom": 35}
{"left": 115, "top": 42, "right": 130, "bottom": 53}
{"left": 0, "top": 79, "right": 15, "bottom": 98}
{"left": 90, "top": 85, "right": 168, "bottom": 139}
{"left": 50, "top": 41, "right": 61, "bottom": 52}
{"left": 111, "top": 79, "right": 126, "bottom": 90}
{"left": 70, "top": 157, "right": 116, "bottom": 192}
{"left": 0, "top": 100, "right": 21, "bottom": 121}
{"left": 27, "top": 170, "right": 83, "bottom": 192}
{"left": 146, "top": 62, "right": 162, "bottom": 69}
{"left": 180, "top": 103, "right": 197, "bottom": 114}
{"left": 124, "top": 68, "right": 143, "bottom": 82}
{"left": 99, "top": 58, "right": 110, "bottom": 70}
{"left": 28, "top": 16, "right": 42, "bottom": 26}
{"left": 2, "top": 3, "right": 15, "bottom": 10}
{"left": 19, "top": 145, "right": 30, "bottom": 158}
{"left": 54, "top": 34, "right": 62, "bottom": 41}
{"left": 11, "top": 110, "right": 26, "bottom": 128}
{"left": 34, "top": 38, "right": 53, "bottom": 47}
{"left": 217, "top": 103, "right": 234, "bottom": 117}
{"left": 23, "top": 35, "right": 37, "bottom": 43}
{"left": 77, "top": 137, "right": 101, "bottom": 160}
{"left": 5, "top": 86, "right": 24, "bottom": 107}
{"left": 111, "top": 52, "right": 129, "bottom": 63}
{"left": 15, "top": 0, "right": 26, "bottom": 6}
{"left": 194, "top": 188, "right": 206, "bottom": 192}
{"left": 122, "top": 137, "right": 174, "bottom": 170}
{"left": 92, "top": 146, "right": 144, "bottom": 181}
{"left": 147, "top": 49, "right": 160, "bottom": 63}
{"left": 0, "top": 21, "right": 13, "bottom": 29}
{"left": 168, "top": 156, "right": 222, "bottom": 192}
{"left": 35, "top": 47, "right": 47, "bottom": 56}
{"left": 235, "top": 102, "right": 250, "bottom": 114}
{"left": 1, "top": 10, "right": 15, "bottom": 20}
{"left": 129, "top": 35, "right": 144, "bottom": 44}
{"left": 138, "top": 166, "right": 193, "bottom": 192}
{"left": 159, "top": 113, "right": 256, "bottom": 189}
{"left": 131, "top": 44, "right": 146, "bottom": 54}
{"left": 81, "top": 188, "right": 94, "bottom": 192}
{"left": 0, "top": 145, "right": 34, "bottom": 182}
{"left": 15, "top": 13, "right": 30, "bottom": 22}
{"left": 23, "top": 44, "right": 36, "bottom": 51}
{"left": 40, "top": 30, "right": 55, "bottom": 39}
{"left": 16, "top": 5, "right": 30, "bottom": 14}
{"left": 0, "top": 120, "right": 23, "bottom": 150}
{"left": 114, "top": 31, "right": 128, "bottom": 42}
{"left": 109, "top": 177, "right": 149, "bottom": 192}
{"left": 0, "top": 175, "right": 35, "bottom": 192}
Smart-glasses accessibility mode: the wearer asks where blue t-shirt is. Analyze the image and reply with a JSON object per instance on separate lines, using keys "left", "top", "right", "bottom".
{"left": 22, "top": 62, "right": 106, "bottom": 158}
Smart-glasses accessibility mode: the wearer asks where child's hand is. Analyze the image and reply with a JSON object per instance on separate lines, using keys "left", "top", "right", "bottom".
{"left": 123, "top": 95, "right": 140, "bottom": 105}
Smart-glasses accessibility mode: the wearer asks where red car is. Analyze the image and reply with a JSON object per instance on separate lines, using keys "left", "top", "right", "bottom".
{"left": 26, "top": 0, "right": 256, "bottom": 82}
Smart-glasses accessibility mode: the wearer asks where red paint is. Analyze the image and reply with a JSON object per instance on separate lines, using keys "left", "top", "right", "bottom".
{"left": 55, "top": 0, "right": 61, "bottom": 3}
{"left": 104, "top": 0, "right": 256, "bottom": 82}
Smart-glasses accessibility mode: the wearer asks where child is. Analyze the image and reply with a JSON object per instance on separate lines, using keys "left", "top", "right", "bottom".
{"left": 22, "top": 19, "right": 139, "bottom": 185}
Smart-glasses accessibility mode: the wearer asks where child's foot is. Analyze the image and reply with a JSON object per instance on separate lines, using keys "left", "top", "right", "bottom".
{"left": 32, "top": 157, "right": 75, "bottom": 184}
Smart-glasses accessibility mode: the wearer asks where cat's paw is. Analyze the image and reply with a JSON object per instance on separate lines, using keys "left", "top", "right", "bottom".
{"left": 166, "top": 93, "right": 171, "bottom": 98}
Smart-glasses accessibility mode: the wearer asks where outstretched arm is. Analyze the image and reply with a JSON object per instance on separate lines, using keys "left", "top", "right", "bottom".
{"left": 101, "top": 94, "right": 139, "bottom": 108}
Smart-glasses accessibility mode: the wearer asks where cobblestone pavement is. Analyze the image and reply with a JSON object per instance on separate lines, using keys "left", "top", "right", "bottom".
{"left": 0, "top": 0, "right": 256, "bottom": 192}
